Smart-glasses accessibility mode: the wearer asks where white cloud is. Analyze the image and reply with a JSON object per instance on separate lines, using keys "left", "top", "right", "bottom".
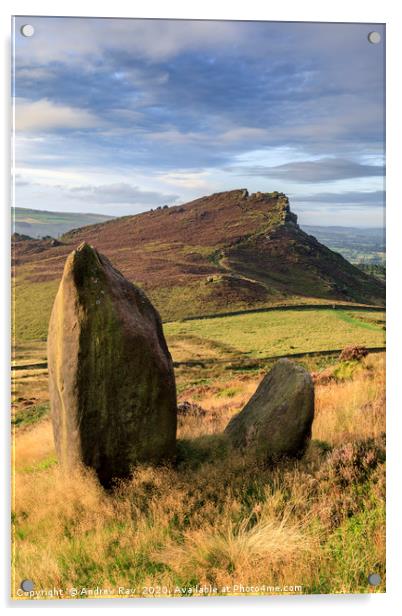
{"left": 15, "top": 167, "right": 89, "bottom": 184}
{"left": 68, "top": 182, "right": 178, "bottom": 205}
{"left": 15, "top": 98, "right": 100, "bottom": 132}
{"left": 148, "top": 126, "right": 269, "bottom": 146}
{"left": 220, "top": 127, "right": 269, "bottom": 143}
{"left": 157, "top": 170, "right": 211, "bottom": 189}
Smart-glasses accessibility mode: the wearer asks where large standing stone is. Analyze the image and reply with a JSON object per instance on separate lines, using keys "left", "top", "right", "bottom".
{"left": 47, "top": 242, "right": 177, "bottom": 487}
{"left": 224, "top": 359, "right": 314, "bottom": 460}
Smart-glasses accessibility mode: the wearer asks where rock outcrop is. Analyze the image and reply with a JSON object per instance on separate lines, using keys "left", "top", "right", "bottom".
{"left": 224, "top": 359, "right": 314, "bottom": 461}
{"left": 47, "top": 242, "right": 177, "bottom": 487}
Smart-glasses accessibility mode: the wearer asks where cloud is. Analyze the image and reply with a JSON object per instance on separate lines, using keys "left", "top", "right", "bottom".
{"left": 12, "top": 18, "right": 385, "bottom": 226}
{"left": 68, "top": 183, "right": 178, "bottom": 205}
{"left": 15, "top": 98, "right": 100, "bottom": 132}
{"left": 294, "top": 190, "right": 385, "bottom": 206}
{"left": 16, "top": 66, "right": 56, "bottom": 80}
{"left": 147, "top": 129, "right": 206, "bottom": 144}
{"left": 14, "top": 174, "right": 31, "bottom": 187}
{"left": 14, "top": 17, "right": 248, "bottom": 64}
{"left": 220, "top": 127, "right": 269, "bottom": 143}
{"left": 13, "top": 20, "right": 385, "bottom": 170}
{"left": 147, "top": 126, "right": 269, "bottom": 146}
{"left": 227, "top": 158, "right": 384, "bottom": 183}
{"left": 156, "top": 170, "right": 211, "bottom": 189}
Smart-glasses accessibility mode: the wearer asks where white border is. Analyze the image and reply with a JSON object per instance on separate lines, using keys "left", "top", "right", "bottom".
{"left": 1, "top": 1, "right": 401, "bottom": 614}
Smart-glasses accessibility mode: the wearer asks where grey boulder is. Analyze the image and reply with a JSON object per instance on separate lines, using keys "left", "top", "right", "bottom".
{"left": 224, "top": 359, "right": 314, "bottom": 461}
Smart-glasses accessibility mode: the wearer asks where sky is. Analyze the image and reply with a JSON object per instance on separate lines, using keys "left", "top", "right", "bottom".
{"left": 13, "top": 17, "right": 385, "bottom": 227}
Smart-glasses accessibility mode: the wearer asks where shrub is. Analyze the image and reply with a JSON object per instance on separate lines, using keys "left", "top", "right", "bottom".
{"left": 339, "top": 346, "right": 369, "bottom": 362}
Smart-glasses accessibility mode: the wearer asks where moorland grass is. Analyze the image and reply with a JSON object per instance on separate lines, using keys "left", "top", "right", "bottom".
{"left": 12, "top": 354, "right": 385, "bottom": 598}
{"left": 12, "top": 403, "right": 50, "bottom": 429}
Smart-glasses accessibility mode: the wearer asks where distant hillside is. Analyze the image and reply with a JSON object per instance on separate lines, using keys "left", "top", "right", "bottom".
{"left": 356, "top": 263, "right": 386, "bottom": 282}
{"left": 302, "top": 225, "right": 385, "bottom": 265}
{"left": 12, "top": 207, "right": 114, "bottom": 239}
{"left": 12, "top": 190, "right": 384, "bottom": 331}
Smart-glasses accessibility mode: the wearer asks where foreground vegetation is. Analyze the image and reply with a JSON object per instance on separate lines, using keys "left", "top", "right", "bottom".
{"left": 12, "top": 351, "right": 385, "bottom": 598}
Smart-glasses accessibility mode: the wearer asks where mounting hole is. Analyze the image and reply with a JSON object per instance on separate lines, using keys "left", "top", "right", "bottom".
{"left": 368, "top": 31, "right": 381, "bottom": 44}
{"left": 20, "top": 24, "right": 35, "bottom": 37}
{"left": 20, "top": 579, "right": 34, "bottom": 592}
{"left": 368, "top": 573, "right": 381, "bottom": 586}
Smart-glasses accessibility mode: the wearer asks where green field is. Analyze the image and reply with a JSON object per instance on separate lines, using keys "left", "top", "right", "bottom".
{"left": 165, "top": 308, "right": 385, "bottom": 363}
{"left": 13, "top": 303, "right": 385, "bottom": 364}
{"left": 13, "top": 278, "right": 60, "bottom": 343}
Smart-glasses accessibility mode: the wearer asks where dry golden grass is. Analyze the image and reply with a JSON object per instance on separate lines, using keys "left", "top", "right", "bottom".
{"left": 155, "top": 495, "right": 317, "bottom": 588}
{"left": 177, "top": 376, "right": 258, "bottom": 439}
{"left": 313, "top": 354, "right": 385, "bottom": 444}
{"left": 12, "top": 352, "right": 386, "bottom": 599}
{"left": 13, "top": 466, "right": 116, "bottom": 591}
{"left": 13, "top": 419, "right": 54, "bottom": 470}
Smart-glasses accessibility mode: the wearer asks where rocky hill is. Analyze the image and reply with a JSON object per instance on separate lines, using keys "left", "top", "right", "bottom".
{"left": 12, "top": 190, "right": 384, "bottom": 322}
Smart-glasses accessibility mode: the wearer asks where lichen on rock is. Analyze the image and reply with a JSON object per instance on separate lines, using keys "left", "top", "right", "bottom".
{"left": 224, "top": 359, "right": 314, "bottom": 461}
{"left": 47, "top": 242, "right": 177, "bottom": 487}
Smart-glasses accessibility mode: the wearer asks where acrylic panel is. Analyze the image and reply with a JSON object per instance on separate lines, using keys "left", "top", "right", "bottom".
{"left": 11, "top": 16, "right": 385, "bottom": 600}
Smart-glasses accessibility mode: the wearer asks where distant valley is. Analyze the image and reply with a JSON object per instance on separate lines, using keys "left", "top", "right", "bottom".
{"left": 302, "top": 225, "right": 385, "bottom": 265}
{"left": 12, "top": 207, "right": 114, "bottom": 239}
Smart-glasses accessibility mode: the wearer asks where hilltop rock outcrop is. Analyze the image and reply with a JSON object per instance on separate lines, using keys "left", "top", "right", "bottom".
{"left": 224, "top": 359, "right": 314, "bottom": 460}
{"left": 47, "top": 242, "right": 177, "bottom": 487}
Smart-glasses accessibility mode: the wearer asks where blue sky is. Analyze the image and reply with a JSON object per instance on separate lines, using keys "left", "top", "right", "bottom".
{"left": 13, "top": 17, "right": 385, "bottom": 226}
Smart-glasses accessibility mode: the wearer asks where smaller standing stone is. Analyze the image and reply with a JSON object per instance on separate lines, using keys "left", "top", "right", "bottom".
{"left": 224, "top": 359, "right": 314, "bottom": 461}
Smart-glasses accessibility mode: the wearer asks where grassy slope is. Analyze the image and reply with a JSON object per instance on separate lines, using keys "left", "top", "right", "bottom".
{"left": 13, "top": 277, "right": 60, "bottom": 342}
